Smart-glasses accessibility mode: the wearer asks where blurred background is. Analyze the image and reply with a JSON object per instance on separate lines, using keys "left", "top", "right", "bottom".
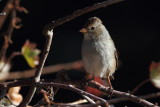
{"left": 0, "top": 0, "right": 160, "bottom": 106}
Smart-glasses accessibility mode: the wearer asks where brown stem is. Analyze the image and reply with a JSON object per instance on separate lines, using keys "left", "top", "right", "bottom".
{"left": 131, "top": 79, "right": 150, "bottom": 94}
{"left": 0, "top": 36, "right": 9, "bottom": 64}
{"left": 0, "top": 0, "right": 14, "bottom": 29}
{"left": 2, "top": 60, "right": 83, "bottom": 80}
{"left": 7, "top": 52, "right": 22, "bottom": 62}
{"left": 88, "top": 81, "right": 158, "bottom": 107}
{"left": 0, "top": 52, "right": 21, "bottom": 72}
{"left": 6, "top": 8, "right": 16, "bottom": 43}
{"left": 37, "top": 82, "right": 109, "bottom": 107}
{"left": 82, "top": 95, "right": 96, "bottom": 104}
{"left": 18, "top": 0, "right": 124, "bottom": 106}
{"left": 18, "top": 30, "right": 53, "bottom": 107}
{"left": 65, "top": 99, "right": 88, "bottom": 105}
{"left": 108, "top": 92, "right": 160, "bottom": 104}
{"left": 43, "top": 0, "right": 124, "bottom": 35}
{"left": 0, "top": 79, "right": 32, "bottom": 89}
{"left": 0, "top": 79, "right": 158, "bottom": 107}
{"left": 0, "top": 0, "right": 18, "bottom": 67}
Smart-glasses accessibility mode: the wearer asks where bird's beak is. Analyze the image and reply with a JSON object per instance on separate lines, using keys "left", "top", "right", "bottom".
{"left": 79, "top": 28, "right": 87, "bottom": 33}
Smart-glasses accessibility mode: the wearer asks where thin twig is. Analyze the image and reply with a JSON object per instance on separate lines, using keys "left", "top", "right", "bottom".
{"left": 17, "top": 0, "right": 124, "bottom": 106}
{"left": 131, "top": 79, "right": 150, "bottom": 94}
{"left": 2, "top": 60, "right": 83, "bottom": 81}
{"left": 108, "top": 92, "right": 160, "bottom": 104}
{"left": 0, "top": 0, "right": 18, "bottom": 43}
{"left": 88, "top": 80, "right": 158, "bottom": 107}
{"left": 67, "top": 99, "right": 88, "bottom": 105}
{"left": 0, "top": 0, "right": 14, "bottom": 29}
{"left": 0, "top": 52, "right": 21, "bottom": 73}
{"left": 82, "top": 95, "right": 96, "bottom": 104}
{"left": 37, "top": 82, "right": 109, "bottom": 107}
{"left": 0, "top": 36, "right": 9, "bottom": 64}
{"left": 0, "top": 79, "right": 159, "bottom": 107}
{"left": 0, "top": 0, "right": 18, "bottom": 67}
{"left": 18, "top": 30, "right": 53, "bottom": 107}
{"left": 5, "top": 8, "right": 16, "bottom": 43}
{"left": 43, "top": 0, "right": 124, "bottom": 35}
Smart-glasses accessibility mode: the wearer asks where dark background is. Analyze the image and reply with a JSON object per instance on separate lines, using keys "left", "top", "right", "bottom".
{"left": 0, "top": 0, "right": 160, "bottom": 106}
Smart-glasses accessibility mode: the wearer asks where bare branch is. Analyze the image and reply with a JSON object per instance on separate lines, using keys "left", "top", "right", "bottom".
{"left": 16, "top": 0, "right": 124, "bottom": 106}
{"left": 37, "top": 82, "right": 109, "bottom": 107}
{"left": 0, "top": 79, "right": 159, "bottom": 107}
{"left": 18, "top": 30, "right": 53, "bottom": 107}
{"left": 43, "top": 0, "right": 124, "bottom": 35}
{"left": 0, "top": 36, "right": 9, "bottom": 64}
{"left": 2, "top": 60, "right": 83, "bottom": 81}
{"left": 108, "top": 92, "right": 160, "bottom": 104}
{"left": 82, "top": 95, "right": 96, "bottom": 104}
{"left": 131, "top": 79, "right": 150, "bottom": 94}
{"left": 67, "top": 99, "right": 88, "bottom": 105}
{"left": 88, "top": 81, "right": 158, "bottom": 107}
{"left": 0, "top": 0, "right": 14, "bottom": 29}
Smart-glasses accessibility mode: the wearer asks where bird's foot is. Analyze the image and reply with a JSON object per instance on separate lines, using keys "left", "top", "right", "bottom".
{"left": 108, "top": 87, "right": 114, "bottom": 98}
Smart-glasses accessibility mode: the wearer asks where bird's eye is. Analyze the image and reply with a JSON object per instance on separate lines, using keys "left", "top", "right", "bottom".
{"left": 90, "top": 27, "right": 95, "bottom": 30}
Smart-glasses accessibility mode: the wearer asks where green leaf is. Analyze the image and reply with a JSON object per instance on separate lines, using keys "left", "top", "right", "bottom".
{"left": 149, "top": 62, "right": 160, "bottom": 89}
{"left": 21, "top": 40, "right": 41, "bottom": 68}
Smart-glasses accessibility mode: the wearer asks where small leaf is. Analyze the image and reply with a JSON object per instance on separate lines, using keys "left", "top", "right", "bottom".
{"left": 21, "top": 40, "right": 41, "bottom": 68}
{"left": 149, "top": 62, "right": 160, "bottom": 89}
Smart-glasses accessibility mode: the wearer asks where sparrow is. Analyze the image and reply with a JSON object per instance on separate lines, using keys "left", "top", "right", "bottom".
{"left": 80, "top": 17, "right": 118, "bottom": 88}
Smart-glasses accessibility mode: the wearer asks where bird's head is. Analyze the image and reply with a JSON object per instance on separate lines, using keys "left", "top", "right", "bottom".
{"left": 80, "top": 17, "right": 107, "bottom": 40}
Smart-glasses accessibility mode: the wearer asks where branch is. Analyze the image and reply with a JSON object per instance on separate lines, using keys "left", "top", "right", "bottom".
{"left": 0, "top": 79, "right": 159, "bottom": 107}
{"left": 82, "top": 95, "right": 96, "bottom": 104}
{"left": 15, "top": 0, "right": 124, "bottom": 106}
{"left": 2, "top": 60, "right": 82, "bottom": 81}
{"left": 0, "top": 0, "right": 14, "bottom": 29}
{"left": 107, "top": 92, "right": 160, "bottom": 104}
{"left": 0, "top": 0, "right": 18, "bottom": 43}
{"left": 5, "top": 8, "right": 16, "bottom": 43}
{"left": 18, "top": 30, "right": 53, "bottom": 107}
{"left": 131, "top": 79, "right": 150, "bottom": 94}
{"left": 0, "top": 80, "right": 108, "bottom": 107}
{"left": 0, "top": 36, "right": 9, "bottom": 64}
{"left": 66, "top": 99, "right": 88, "bottom": 105}
{"left": 88, "top": 81, "right": 158, "bottom": 107}
{"left": 36, "top": 82, "right": 109, "bottom": 107}
{"left": 43, "top": 0, "right": 124, "bottom": 35}
{"left": 0, "top": 52, "right": 21, "bottom": 73}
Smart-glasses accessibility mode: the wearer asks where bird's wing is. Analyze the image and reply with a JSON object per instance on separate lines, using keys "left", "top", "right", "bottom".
{"left": 114, "top": 49, "right": 118, "bottom": 70}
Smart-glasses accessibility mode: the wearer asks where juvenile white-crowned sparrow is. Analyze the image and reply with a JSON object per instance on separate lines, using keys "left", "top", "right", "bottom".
{"left": 80, "top": 17, "right": 118, "bottom": 88}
